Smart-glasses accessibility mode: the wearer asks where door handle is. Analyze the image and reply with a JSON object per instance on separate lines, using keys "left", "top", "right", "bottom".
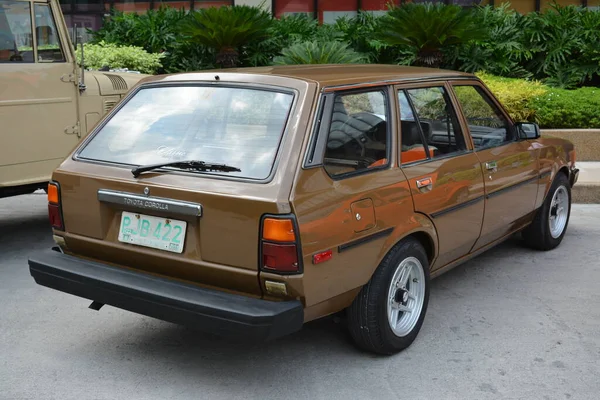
{"left": 485, "top": 161, "right": 498, "bottom": 172}
{"left": 416, "top": 177, "right": 433, "bottom": 191}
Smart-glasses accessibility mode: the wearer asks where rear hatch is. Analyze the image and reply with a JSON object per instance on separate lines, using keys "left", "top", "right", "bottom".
{"left": 52, "top": 81, "right": 310, "bottom": 297}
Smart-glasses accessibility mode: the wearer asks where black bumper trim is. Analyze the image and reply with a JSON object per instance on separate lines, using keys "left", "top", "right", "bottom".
{"left": 570, "top": 168, "right": 579, "bottom": 187}
{"left": 28, "top": 250, "right": 303, "bottom": 341}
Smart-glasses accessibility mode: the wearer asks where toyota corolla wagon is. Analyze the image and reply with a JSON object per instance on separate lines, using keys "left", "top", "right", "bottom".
{"left": 28, "top": 65, "right": 579, "bottom": 354}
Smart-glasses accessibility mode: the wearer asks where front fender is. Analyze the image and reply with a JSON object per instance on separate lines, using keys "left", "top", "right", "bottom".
{"left": 533, "top": 137, "right": 576, "bottom": 208}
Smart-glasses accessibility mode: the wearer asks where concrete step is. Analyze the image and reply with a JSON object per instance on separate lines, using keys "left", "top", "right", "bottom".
{"left": 572, "top": 162, "right": 600, "bottom": 204}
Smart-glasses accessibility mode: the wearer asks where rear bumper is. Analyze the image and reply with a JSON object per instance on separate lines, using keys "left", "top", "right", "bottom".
{"left": 28, "top": 249, "right": 303, "bottom": 341}
{"left": 570, "top": 167, "right": 579, "bottom": 187}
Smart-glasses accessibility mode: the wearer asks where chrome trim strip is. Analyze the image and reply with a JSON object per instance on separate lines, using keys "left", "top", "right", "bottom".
{"left": 97, "top": 189, "right": 202, "bottom": 217}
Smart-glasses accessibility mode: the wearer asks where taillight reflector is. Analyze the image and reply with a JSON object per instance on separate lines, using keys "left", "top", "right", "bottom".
{"left": 262, "top": 242, "right": 299, "bottom": 273}
{"left": 263, "top": 218, "right": 296, "bottom": 242}
{"left": 47, "top": 182, "right": 64, "bottom": 230}
{"left": 312, "top": 250, "right": 332, "bottom": 265}
{"left": 47, "top": 183, "right": 59, "bottom": 204}
{"left": 48, "top": 203, "right": 63, "bottom": 230}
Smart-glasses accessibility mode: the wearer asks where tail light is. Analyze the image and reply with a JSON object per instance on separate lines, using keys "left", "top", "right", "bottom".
{"left": 260, "top": 216, "right": 302, "bottom": 274}
{"left": 47, "top": 182, "right": 64, "bottom": 230}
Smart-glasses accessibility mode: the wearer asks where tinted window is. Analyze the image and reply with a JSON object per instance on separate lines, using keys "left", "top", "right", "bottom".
{"left": 323, "top": 90, "right": 389, "bottom": 177}
{"left": 453, "top": 85, "right": 513, "bottom": 149}
{"left": 34, "top": 4, "right": 64, "bottom": 62}
{"left": 78, "top": 86, "right": 294, "bottom": 180}
{"left": 0, "top": 1, "right": 33, "bottom": 63}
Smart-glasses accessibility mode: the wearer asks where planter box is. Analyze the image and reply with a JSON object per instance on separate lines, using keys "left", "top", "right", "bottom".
{"left": 541, "top": 129, "right": 600, "bottom": 162}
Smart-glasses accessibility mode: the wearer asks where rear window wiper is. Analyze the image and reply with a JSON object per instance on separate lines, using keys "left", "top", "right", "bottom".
{"left": 131, "top": 160, "right": 241, "bottom": 178}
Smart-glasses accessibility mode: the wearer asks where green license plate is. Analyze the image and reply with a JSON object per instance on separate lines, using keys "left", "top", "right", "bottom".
{"left": 118, "top": 211, "right": 186, "bottom": 254}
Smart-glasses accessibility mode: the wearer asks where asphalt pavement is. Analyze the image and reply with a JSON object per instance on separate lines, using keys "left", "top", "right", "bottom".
{"left": 1, "top": 192, "right": 599, "bottom": 400}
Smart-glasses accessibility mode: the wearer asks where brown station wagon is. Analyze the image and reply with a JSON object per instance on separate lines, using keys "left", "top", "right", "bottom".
{"left": 28, "top": 65, "right": 579, "bottom": 355}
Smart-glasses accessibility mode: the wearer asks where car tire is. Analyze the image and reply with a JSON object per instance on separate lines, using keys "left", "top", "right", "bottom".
{"left": 522, "top": 172, "right": 571, "bottom": 251}
{"left": 347, "top": 238, "right": 430, "bottom": 355}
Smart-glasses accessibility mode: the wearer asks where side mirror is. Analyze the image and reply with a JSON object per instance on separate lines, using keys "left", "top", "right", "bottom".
{"left": 515, "top": 122, "right": 540, "bottom": 140}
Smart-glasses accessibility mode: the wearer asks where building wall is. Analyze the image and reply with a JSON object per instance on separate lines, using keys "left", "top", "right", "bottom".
{"left": 60, "top": 0, "right": 599, "bottom": 40}
{"left": 233, "top": 0, "right": 271, "bottom": 11}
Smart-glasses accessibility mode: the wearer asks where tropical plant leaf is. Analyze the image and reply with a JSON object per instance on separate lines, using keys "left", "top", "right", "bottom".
{"left": 378, "top": 3, "right": 486, "bottom": 67}
{"left": 182, "top": 5, "right": 272, "bottom": 67}
{"left": 273, "top": 41, "right": 366, "bottom": 65}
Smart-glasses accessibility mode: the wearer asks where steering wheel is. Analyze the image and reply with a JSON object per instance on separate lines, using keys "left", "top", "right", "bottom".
{"left": 338, "top": 112, "right": 385, "bottom": 158}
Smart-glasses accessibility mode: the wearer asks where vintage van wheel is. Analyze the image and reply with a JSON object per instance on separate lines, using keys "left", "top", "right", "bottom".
{"left": 347, "top": 238, "right": 430, "bottom": 355}
{"left": 522, "top": 173, "right": 571, "bottom": 251}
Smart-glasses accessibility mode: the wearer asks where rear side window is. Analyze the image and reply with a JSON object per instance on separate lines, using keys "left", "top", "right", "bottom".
{"left": 78, "top": 86, "right": 294, "bottom": 180}
{"left": 323, "top": 90, "right": 389, "bottom": 177}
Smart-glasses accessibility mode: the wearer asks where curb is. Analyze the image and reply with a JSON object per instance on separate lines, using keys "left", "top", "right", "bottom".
{"left": 573, "top": 183, "right": 600, "bottom": 204}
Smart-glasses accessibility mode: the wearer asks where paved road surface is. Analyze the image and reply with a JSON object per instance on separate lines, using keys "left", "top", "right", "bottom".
{"left": 1, "top": 193, "right": 599, "bottom": 400}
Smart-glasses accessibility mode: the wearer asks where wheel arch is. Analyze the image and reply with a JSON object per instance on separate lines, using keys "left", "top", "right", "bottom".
{"left": 541, "top": 165, "right": 571, "bottom": 205}
{"left": 375, "top": 213, "right": 439, "bottom": 276}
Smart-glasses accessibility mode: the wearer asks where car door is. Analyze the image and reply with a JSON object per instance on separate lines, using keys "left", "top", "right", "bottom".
{"left": 0, "top": 0, "right": 79, "bottom": 186}
{"left": 396, "top": 82, "right": 485, "bottom": 270}
{"left": 450, "top": 82, "right": 539, "bottom": 250}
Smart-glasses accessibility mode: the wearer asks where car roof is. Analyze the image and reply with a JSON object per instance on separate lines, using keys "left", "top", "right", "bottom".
{"left": 147, "top": 64, "right": 474, "bottom": 88}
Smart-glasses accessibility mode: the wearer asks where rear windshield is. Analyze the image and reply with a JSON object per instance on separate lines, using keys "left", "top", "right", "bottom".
{"left": 78, "top": 85, "right": 294, "bottom": 180}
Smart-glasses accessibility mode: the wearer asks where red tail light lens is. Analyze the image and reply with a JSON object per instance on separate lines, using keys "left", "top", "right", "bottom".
{"left": 47, "top": 182, "right": 64, "bottom": 230}
{"left": 48, "top": 204, "right": 63, "bottom": 229}
{"left": 260, "top": 215, "right": 301, "bottom": 274}
{"left": 262, "top": 243, "right": 299, "bottom": 272}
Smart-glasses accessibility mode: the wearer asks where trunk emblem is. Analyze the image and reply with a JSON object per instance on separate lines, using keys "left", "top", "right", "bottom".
{"left": 143, "top": 187, "right": 150, "bottom": 196}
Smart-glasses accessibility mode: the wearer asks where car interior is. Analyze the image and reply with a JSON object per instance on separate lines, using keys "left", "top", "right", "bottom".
{"left": 323, "top": 96, "right": 388, "bottom": 175}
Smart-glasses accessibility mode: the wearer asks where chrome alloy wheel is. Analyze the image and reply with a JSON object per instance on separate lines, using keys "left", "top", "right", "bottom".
{"left": 549, "top": 185, "right": 569, "bottom": 239}
{"left": 386, "top": 257, "right": 426, "bottom": 337}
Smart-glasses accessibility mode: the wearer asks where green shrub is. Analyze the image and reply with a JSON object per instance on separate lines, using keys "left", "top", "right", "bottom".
{"left": 531, "top": 87, "right": 600, "bottom": 129}
{"left": 91, "top": 7, "right": 188, "bottom": 53}
{"left": 273, "top": 41, "right": 365, "bottom": 65}
{"left": 477, "top": 72, "right": 547, "bottom": 122}
{"left": 453, "top": 4, "right": 532, "bottom": 78}
{"left": 477, "top": 72, "right": 600, "bottom": 129}
{"left": 90, "top": 7, "right": 192, "bottom": 73}
{"left": 333, "top": 11, "right": 390, "bottom": 63}
{"left": 242, "top": 14, "right": 342, "bottom": 67}
{"left": 241, "top": 14, "right": 318, "bottom": 67}
{"left": 378, "top": 3, "right": 486, "bottom": 68}
{"left": 163, "top": 42, "right": 215, "bottom": 73}
{"left": 521, "top": 4, "right": 600, "bottom": 88}
{"left": 78, "top": 41, "right": 164, "bottom": 74}
{"left": 182, "top": 5, "right": 273, "bottom": 68}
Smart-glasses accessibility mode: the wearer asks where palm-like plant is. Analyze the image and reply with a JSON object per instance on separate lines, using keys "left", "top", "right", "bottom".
{"left": 453, "top": 4, "right": 532, "bottom": 78}
{"left": 379, "top": 3, "right": 486, "bottom": 68}
{"left": 182, "top": 5, "right": 272, "bottom": 68}
{"left": 273, "top": 41, "right": 366, "bottom": 65}
{"left": 334, "top": 11, "right": 389, "bottom": 63}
